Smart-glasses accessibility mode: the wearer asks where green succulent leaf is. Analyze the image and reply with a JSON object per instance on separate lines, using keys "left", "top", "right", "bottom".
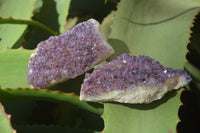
{"left": 101, "top": 11, "right": 130, "bottom": 61}
{"left": 0, "top": 103, "right": 16, "bottom": 133}
{"left": 103, "top": 0, "right": 200, "bottom": 133}
{"left": 0, "top": 88, "right": 103, "bottom": 115}
{"left": 54, "top": 0, "right": 71, "bottom": 33}
{"left": 0, "top": 17, "right": 58, "bottom": 36}
{"left": 0, "top": 48, "right": 34, "bottom": 88}
{"left": 0, "top": 0, "right": 37, "bottom": 49}
{"left": 0, "top": 48, "right": 103, "bottom": 115}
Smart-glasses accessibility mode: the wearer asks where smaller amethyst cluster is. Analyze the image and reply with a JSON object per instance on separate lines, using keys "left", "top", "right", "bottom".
{"left": 80, "top": 54, "right": 192, "bottom": 98}
{"left": 27, "top": 19, "right": 114, "bottom": 89}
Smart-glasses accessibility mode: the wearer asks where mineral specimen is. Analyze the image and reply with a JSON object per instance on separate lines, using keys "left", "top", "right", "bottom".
{"left": 27, "top": 19, "right": 114, "bottom": 89}
{"left": 80, "top": 54, "right": 192, "bottom": 103}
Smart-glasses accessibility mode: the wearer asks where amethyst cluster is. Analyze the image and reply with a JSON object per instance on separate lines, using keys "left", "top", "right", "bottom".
{"left": 80, "top": 54, "right": 192, "bottom": 103}
{"left": 27, "top": 19, "right": 114, "bottom": 89}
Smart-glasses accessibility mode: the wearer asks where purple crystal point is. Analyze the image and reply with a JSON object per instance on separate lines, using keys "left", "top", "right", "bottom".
{"left": 27, "top": 19, "right": 114, "bottom": 89}
{"left": 80, "top": 54, "right": 192, "bottom": 103}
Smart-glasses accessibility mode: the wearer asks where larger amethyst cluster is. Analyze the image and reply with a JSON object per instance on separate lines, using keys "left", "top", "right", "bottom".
{"left": 27, "top": 19, "right": 114, "bottom": 89}
{"left": 80, "top": 54, "right": 191, "bottom": 103}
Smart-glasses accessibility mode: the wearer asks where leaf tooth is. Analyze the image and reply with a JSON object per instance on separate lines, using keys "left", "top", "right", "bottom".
{"left": 101, "top": 113, "right": 104, "bottom": 119}
{"left": 101, "top": 11, "right": 116, "bottom": 39}
{"left": 6, "top": 46, "right": 11, "bottom": 49}
{"left": 187, "top": 11, "right": 200, "bottom": 54}
{"left": 19, "top": 45, "right": 25, "bottom": 49}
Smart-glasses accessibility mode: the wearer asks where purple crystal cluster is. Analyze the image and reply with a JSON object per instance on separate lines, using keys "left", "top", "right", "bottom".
{"left": 27, "top": 19, "right": 113, "bottom": 89}
{"left": 81, "top": 54, "right": 192, "bottom": 96}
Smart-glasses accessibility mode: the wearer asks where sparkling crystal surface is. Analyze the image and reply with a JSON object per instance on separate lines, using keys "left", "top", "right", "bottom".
{"left": 27, "top": 19, "right": 110, "bottom": 88}
{"left": 81, "top": 54, "right": 192, "bottom": 96}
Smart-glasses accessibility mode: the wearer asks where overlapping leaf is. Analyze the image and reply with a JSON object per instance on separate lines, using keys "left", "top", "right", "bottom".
{"left": 101, "top": 11, "right": 116, "bottom": 38}
{"left": 0, "top": 103, "right": 16, "bottom": 133}
{"left": 0, "top": 88, "right": 103, "bottom": 115}
{"left": 0, "top": 0, "right": 109, "bottom": 132}
{"left": 0, "top": 0, "right": 37, "bottom": 49}
{"left": 0, "top": 48, "right": 103, "bottom": 115}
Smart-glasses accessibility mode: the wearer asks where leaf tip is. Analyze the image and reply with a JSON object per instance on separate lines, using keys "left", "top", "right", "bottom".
{"left": 0, "top": 103, "right": 16, "bottom": 133}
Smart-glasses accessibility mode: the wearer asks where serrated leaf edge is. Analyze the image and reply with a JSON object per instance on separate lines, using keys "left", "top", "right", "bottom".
{"left": 0, "top": 88, "right": 103, "bottom": 115}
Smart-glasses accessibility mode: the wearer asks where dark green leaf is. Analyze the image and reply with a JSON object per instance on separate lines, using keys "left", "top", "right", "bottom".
{"left": 0, "top": 88, "right": 103, "bottom": 115}
{"left": 23, "top": 0, "right": 59, "bottom": 49}
{"left": 185, "top": 62, "right": 200, "bottom": 82}
{"left": 15, "top": 124, "right": 101, "bottom": 133}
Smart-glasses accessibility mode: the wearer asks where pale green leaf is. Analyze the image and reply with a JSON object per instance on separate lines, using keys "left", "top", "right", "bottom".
{"left": 0, "top": 103, "right": 16, "bottom": 133}
{"left": 0, "top": 0, "right": 37, "bottom": 49}
{"left": 101, "top": 11, "right": 116, "bottom": 38}
{"left": 64, "top": 17, "right": 78, "bottom": 32}
{"left": 103, "top": 0, "right": 200, "bottom": 132}
{"left": 0, "top": 49, "right": 34, "bottom": 88}
{"left": 54, "top": 0, "right": 71, "bottom": 33}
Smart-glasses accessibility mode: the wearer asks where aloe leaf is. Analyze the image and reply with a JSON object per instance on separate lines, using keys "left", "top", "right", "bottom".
{"left": 101, "top": 11, "right": 116, "bottom": 38}
{"left": 0, "top": 88, "right": 103, "bottom": 115}
{"left": 0, "top": 103, "right": 16, "bottom": 133}
{"left": 0, "top": 17, "right": 58, "bottom": 36}
{"left": 0, "top": 48, "right": 34, "bottom": 88}
{"left": 54, "top": 0, "right": 71, "bottom": 33}
{"left": 101, "top": 11, "right": 130, "bottom": 61}
{"left": 0, "top": 0, "right": 37, "bottom": 49}
{"left": 0, "top": 48, "right": 103, "bottom": 115}
{"left": 14, "top": 124, "right": 101, "bottom": 133}
{"left": 106, "top": 38, "right": 130, "bottom": 61}
{"left": 103, "top": 0, "right": 200, "bottom": 133}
